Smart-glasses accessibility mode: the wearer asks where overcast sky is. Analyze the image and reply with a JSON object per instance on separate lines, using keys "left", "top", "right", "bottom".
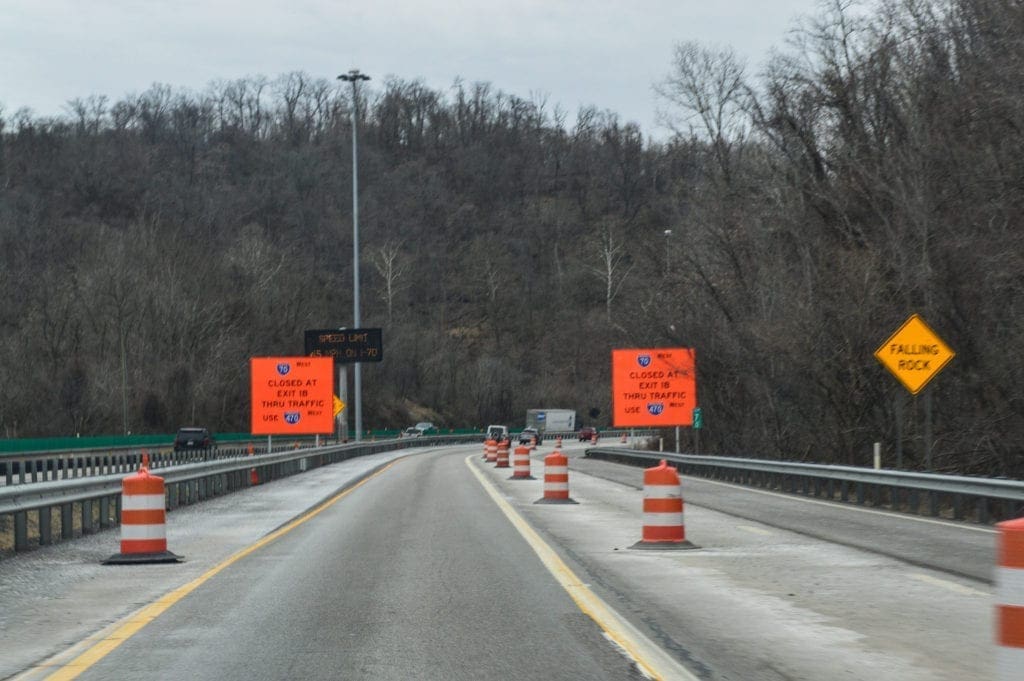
{"left": 1, "top": 0, "right": 825, "bottom": 138}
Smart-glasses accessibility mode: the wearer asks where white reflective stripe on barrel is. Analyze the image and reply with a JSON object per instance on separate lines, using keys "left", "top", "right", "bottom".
{"left": 643, "top": 485, "right": 681, "bottom": 498}
{"left": 121, "top": 524, "right": 167, "bottom": 540}
{"left": 121, "top": 494, "right": 165, "bottom": 511}
{"left": 643, "top": 512, "right": 685, "bottom": 526}
{"left": 545, "top": 466, "right": 568, "bottom": 475}
{"left": 998, "top": 648, "right": 1024, "bottom": 680}
{"left": 998, "top": 567, "right": 1024, "bottom": 608}
{"left": 544, "top": 483, "right": 569, "bottom": 491}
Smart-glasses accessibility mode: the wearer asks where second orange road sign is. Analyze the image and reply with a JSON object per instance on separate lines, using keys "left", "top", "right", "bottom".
{"left": 612, "top": 348, "right": 697, "bottom": 427}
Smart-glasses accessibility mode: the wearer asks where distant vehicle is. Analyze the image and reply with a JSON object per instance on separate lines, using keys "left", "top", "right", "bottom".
{"left": 519, "top": 427, "right": 542, "bottom": 445}
{"left": 402, "top": 427, "right": 424, "bottom": 438}
{"left": 525, "top": 409, "right": 576, "bottom": 435}
{"left": 578, "top": 426, "right": 597, "bottom": 442}
{"left": 414, "top": 422, "right": 436, "bottom": 434}
{"left": 174, "top": 427, "right": 216, "bottom": 451}
{"left": 486, "top": 424, "right": 509, "bottom": 442}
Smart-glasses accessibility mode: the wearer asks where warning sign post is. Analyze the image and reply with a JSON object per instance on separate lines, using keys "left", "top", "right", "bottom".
{"left": 612, "top": 348, "right": 697, "bottom": 427}
{"left": 251, "top": 357, "right": 335, "bottom": 435}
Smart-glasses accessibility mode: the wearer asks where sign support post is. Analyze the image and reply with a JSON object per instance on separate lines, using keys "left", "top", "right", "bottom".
{"left": 338, "top": 366, "right": 348, "bottom": 443}
{"left": 924, "top": 389, "right": 934, "bottom": 471}
{"left": 895, "top": 396, "right": 903, "bottom": 469}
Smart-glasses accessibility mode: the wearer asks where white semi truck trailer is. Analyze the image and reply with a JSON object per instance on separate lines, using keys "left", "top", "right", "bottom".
{"left": 525, "top": 409, "right": 576, "bottom": 434}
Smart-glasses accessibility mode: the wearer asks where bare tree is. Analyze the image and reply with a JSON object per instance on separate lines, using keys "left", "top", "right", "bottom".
{"left": 371, "top": 240, "right": 408, "bottom": 322}
{"left": 586, "top": 222, "right": 634, "bottom": 323}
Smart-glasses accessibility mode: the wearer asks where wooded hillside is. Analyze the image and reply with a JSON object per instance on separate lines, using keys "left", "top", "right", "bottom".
{"left": 1, "top": 0, "right": 1021, "bottom": 475}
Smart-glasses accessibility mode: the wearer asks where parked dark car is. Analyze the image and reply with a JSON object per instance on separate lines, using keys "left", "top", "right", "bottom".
{"left": 578, "top": 426, "right": 597, "bottom": 442}
{"left": 519, "top": 427, "right": 542, "bottom": 445}
{"left": 173, "top": 427, "right": 216, "bottom": 451}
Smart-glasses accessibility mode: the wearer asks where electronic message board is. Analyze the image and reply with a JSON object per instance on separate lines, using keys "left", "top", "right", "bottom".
{"left": 612, "top": 348, "right": 697, "bottom": 427}
{"left": 304, "top": 328, "right": 382, "bottom": 364}
{"left": 251, "top": 357, "right": 334, "bottom": 435}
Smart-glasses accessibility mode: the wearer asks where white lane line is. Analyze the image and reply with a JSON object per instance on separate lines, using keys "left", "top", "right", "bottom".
{"left": 910, "top": 573, "right": 990, "bottom": 597}
{"left": 465, "top": 456, "right": 698, "bottom": 681}
{"left": 680, "top": 475, "right": 997, "bottom": 534}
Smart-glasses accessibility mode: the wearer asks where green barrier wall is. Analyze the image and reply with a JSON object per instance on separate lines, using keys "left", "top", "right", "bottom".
{"left": 0, "top": 428, "right": 484, "bottom": 454}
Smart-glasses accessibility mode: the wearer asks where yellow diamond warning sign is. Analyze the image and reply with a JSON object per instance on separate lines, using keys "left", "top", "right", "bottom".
{"left": 874, "top": 314, "right": 955, "bottom": 395}
{"left": 333, "top": 396, "right": 345, "bottom": 417}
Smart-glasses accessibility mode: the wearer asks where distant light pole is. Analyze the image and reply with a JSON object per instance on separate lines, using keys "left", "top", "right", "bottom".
{"left": 338, "top": 68, "right": 370, "bottom": 442}
{"left": 663, "top": 229, "right": 673, "bottom": 276}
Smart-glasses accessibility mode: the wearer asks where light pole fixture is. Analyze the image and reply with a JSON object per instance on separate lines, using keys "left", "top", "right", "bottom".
{"left": 338, "top": 68, "right": 370, "bottom": 442}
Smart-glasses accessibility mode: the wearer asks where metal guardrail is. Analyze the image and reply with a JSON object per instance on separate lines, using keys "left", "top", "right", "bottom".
{"left": 0, "top": 445, "right": 265, "bottom": 487}
{"left": 584, "top": 447, "right": 1024, "bottom": 524}
{"left": 0, "top": 434, "right": 479, "bottom": 554}
{"left": 0, "top": 430, "right": 645, "bottom": 487}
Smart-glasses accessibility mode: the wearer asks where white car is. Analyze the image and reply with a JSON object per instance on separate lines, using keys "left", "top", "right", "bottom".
{"left": 486, "top": 424, "right": 509, "bottom": 442}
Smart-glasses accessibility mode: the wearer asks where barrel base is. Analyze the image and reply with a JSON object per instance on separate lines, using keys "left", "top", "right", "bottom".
{"left": 534, "top": 497, "right": 578, "bottom": 504}
{"left": 510, "top": 475, "right": 536, "bottom": 480}
{"left": 104, "top": 550, "right": 183, "bottom": 565}
{"left": 629, "top": 540, "right": 700, "bottom": 550}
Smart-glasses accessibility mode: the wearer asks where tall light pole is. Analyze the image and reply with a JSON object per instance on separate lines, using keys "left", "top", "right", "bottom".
{"left": 663, "top": 229, "right": 672, "bottom": 276}
{"left": 338, "top": 68, "right": 370, "bottom": 442}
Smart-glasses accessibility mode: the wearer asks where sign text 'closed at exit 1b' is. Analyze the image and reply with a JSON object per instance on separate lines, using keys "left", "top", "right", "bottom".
{"left": 612, "top": 348, "right": 697, "bottom": 427}
{"left": 250, "top": 357, "right": 334, "bottom": 435}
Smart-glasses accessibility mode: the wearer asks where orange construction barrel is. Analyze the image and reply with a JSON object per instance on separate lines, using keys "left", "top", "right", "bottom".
{"left": 534, "top": 450, "right": 577, "bottom": 505}
{"left": 630, "top": 459, "right": 698, "bottom": 550}
{"left": 105, "top": 455, "right": 182, "bottom": 564}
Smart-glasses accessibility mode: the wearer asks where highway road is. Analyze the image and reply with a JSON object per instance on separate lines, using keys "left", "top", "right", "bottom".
{"left": 2, "top": 441, "right": 998, "bottom": 680}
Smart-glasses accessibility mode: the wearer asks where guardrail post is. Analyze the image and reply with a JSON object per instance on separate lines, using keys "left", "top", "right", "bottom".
{"left": 99, "top": 496, "right": 112, "bottom": 528}
{"left": 929, "top": 491, "right": 939, "bottom": 516}
{"left": 61, "top": 503, "right": 74, "bottom": 539}
{"left": 953, "top": 494, "right": 964, "bottom": 520}
{"left": 39, "top": 507, "right": 52, "bottom": 545}
{"left": 14, "top": 511, "right": 28, "bottom": 550}
{"left": 82, "top": 499, "right": 95, "bottom": 533}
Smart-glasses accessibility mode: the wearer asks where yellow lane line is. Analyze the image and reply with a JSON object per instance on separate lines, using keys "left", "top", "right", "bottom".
{"left": 737, "top": 525, "right": 774, "bottom": 536}
{"left": 464, "top": 455, "right": 698, "bottom": 681}
{"left": 37, "top": 462, "right": 396, "bottom": 681}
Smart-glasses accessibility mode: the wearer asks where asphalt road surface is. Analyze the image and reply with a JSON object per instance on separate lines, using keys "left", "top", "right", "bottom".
{"left": 67, "top": 449, "right": 648, "bottom": 681}
{"left": 5, "top": 442, "right": 996, "bottom": 681}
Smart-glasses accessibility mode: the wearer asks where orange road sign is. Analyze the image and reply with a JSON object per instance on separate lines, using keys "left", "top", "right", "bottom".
{"left": 873, "top": 314, "right": 955, "bottom": 395}
{"left": 251, "top": 357, "right": 334, "bottom": 435}
{"left": 612, "top": 348, "right": 697, "bottom": 427}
